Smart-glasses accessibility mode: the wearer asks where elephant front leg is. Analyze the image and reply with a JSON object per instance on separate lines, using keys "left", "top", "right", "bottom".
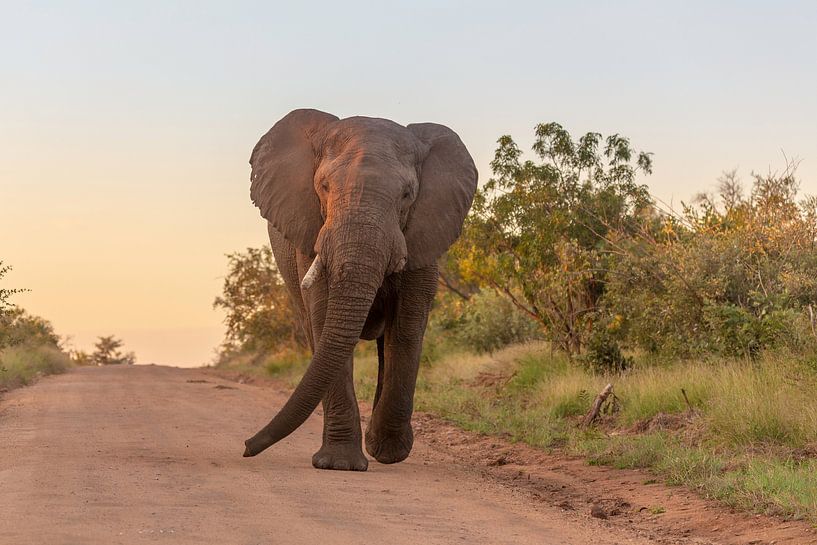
{"left": 365, "top": 267, "right": 437, "bottom": 464}
{"left": 312, "top": 354, "right": 368, "bottom": 471}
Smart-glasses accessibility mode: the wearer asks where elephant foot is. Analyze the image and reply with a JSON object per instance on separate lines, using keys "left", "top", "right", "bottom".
{"left": 365, "top": 424, "right": 413, "bottom": 464}
{"left": 311, "top": 442, "right": 369, "bottom": 471}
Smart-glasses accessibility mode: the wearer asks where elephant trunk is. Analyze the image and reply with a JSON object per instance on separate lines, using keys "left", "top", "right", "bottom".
{"left": 243, "top": 231, "right": 386, "bottom": 457}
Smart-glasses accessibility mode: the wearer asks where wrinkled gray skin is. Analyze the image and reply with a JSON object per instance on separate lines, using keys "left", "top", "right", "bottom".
{"left": 242, "top": 109, "right": 477, "bottom": 471}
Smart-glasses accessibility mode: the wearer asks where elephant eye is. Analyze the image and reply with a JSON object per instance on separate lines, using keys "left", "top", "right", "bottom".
{"left": 402, "top": 189, "right": 411, "bottom": 200}
{"left": 321, "top": 180, "right": 329, "bottom": 192}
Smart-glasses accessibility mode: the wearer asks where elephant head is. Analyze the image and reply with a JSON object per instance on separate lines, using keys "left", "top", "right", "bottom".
{"left": 243, "top": 109, "right": 477, "bottom": 457}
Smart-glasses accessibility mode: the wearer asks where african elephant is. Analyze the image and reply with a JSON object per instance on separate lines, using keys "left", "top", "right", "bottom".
{"left": 242, "top": 109, "right": 477, "bottom": 471}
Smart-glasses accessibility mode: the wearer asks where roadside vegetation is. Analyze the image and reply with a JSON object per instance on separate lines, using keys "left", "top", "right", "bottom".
{"left": 214, "top": 122, "right": 817, "bottom": 522}
{"left": 211, "top": 246, "right": 309, "bottom": 375}
{"left": 0, "top": 263, "right": 71, "bottom": 390}
{"left": 1, "top": 262, "right": 135, "bottom": 391}
{"left": 364, "top": 345, "right": 817, "bottom": 522}
{"left": 70, "top": 336, "right": 136, "bottom": 366}
{"left": 0, "top": 308, "right": 72, "bottom": 390}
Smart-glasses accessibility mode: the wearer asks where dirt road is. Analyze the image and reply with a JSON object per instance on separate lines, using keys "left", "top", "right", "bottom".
{"left": 0, "top": 365, "right": 811, "bottom": 545}
{"left": 0, "top": 365, "right": 652, "bottom": 545}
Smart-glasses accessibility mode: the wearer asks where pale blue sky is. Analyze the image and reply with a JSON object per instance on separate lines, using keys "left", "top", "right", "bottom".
{"left": 2, "top": 1, "right": 816, "bottom": 365}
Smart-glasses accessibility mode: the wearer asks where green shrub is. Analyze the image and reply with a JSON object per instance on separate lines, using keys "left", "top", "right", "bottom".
{"left": 447, "top": 290, "right": 540, "bottom": 354}
{"left": 0, "top": 308, "right": 61, "bottom": 351}
{"left": 581, "top": 321, "right": 631, "bottom": 374}
{"left": 603, "top": 167, "right": 817, "bottom": 359}
{"left": 0, "top": 302, "right": 72, "bottom": 390}
{"left": 703, "top": 304, "right": 806, "bottom": 358}
{"left": 262, "top": 348, "right": 309, "bottom": 377}
{"left": 0, "top": 343, "right": 72, "bottom": 389}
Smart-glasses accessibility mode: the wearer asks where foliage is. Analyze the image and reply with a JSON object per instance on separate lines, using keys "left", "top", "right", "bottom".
{"left": 581, "top": 319, "right": 631, "bottom": 374}
{"left": 430, "top": 290, "right": 540, "bottom": 354}
{"left": 213, "top": 345, "right": 310, "bottom": 387}
{"left": 0, "top": 307, "right": 62, "bottom": 351}
{"left": 86, "top": 335, "right": 135, "bottom": 365}
{"left": 0, "top": 262, "right": 24, "bottom": 311}
{"left": 0, "top": 344, "right": 72, "bottom": 389}
{"left": 69, "top": 349, "right": 94, "bottom": 366}
{"left": 0, "top": 270, "right": 71, "bottom": 388}
{"left": 0, "top": 262, "right": 29, "bottom": 350}
{"left": 604, "top": 163, "right": 817, "bottom": 358}
{"left": 450, "top": 123, "right": 652, "bottom": 355}
{"left": 441, "top": 122, "right": 816, "bottom": 361}
{"left": 213, "top": 246, "right": 305, "bottom": 357}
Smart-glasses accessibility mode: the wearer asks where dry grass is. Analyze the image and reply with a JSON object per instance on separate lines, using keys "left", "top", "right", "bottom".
{"left": 0, "top": 344, "right": 72, "bottom": 390}
{"left": 213, "top": 346, "right": 310, "bottom": 387}
{"left": 423, "top": 345, "right": 817, "bottom": 449}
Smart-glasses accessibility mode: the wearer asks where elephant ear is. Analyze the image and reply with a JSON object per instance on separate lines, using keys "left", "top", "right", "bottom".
{"left": 250, "top": 109, "right": 338, "bottom": 256}
{"left": 405, "top": 123, "right": 478, "bottom": 270}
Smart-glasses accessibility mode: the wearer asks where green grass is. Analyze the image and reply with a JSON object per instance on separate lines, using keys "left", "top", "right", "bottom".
{"left": 232, "top": 339, "right": 817, "bottom": 522}
{"left": 0, "top": 343, "right": 72, "bottom": 390}
{"left": 402, "top": 342, "right": 817, "bottom": 522}
{"left": 213, "top": 346, "right": 311, "bottom": 387}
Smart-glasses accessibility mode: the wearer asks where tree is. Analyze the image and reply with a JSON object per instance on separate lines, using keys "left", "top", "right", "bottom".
{"left": 0, "top": 262, "right": 23, "bottom": 313}
{"left": 91, "top": 335, "right": 135, "bottom": 365}
{"left": 451, "top": 123, "right": 652, "bottom": 356}
{"left": 1, "top": 262, "right": 66, "bottom": 355}
{"left": 213, "top": 246, "right": 305, "bottom": 354}
{"left": 0, "top": 261, "right": 29, "bottom": 350}
{"left": 0, "top": 308, "right": 61, "bottom": 350}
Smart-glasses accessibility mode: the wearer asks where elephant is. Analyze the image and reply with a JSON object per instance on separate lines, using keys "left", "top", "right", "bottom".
{"left": 242, "top": 109, "right": 477, "bottom": 471}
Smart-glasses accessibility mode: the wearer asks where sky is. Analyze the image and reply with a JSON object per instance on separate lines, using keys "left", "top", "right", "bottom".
{"left": 2, "top": 1, "right": 816, "bottom": 366}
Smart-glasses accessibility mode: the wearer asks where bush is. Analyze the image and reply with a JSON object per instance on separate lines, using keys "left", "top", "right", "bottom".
{"left": 703, "top": 304, "right": 805, "bottom": 358}
{"left": 0, "top": 344, "right": 72, "bottom": 389}
{"left": 0, "top": 313, "right": 72, "bottom": 390}
{"left": 0, "top": 307, "right": 61, "bottom": 350}
{"left": 0, "top": 263, "right": 73, "bottom": 389}
{"left": 431, "top": 290, "right": 540, "bottom": 354}
{"left": 601, "top": 165, "right": 817, "bottom": 359}
{"left": 581, "top": 321, "right": 631, "bottom": 374}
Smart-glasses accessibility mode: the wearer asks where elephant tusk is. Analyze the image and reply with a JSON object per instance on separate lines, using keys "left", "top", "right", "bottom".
{"left": 300, "top": 254, "right": 324, "bottom": 290}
